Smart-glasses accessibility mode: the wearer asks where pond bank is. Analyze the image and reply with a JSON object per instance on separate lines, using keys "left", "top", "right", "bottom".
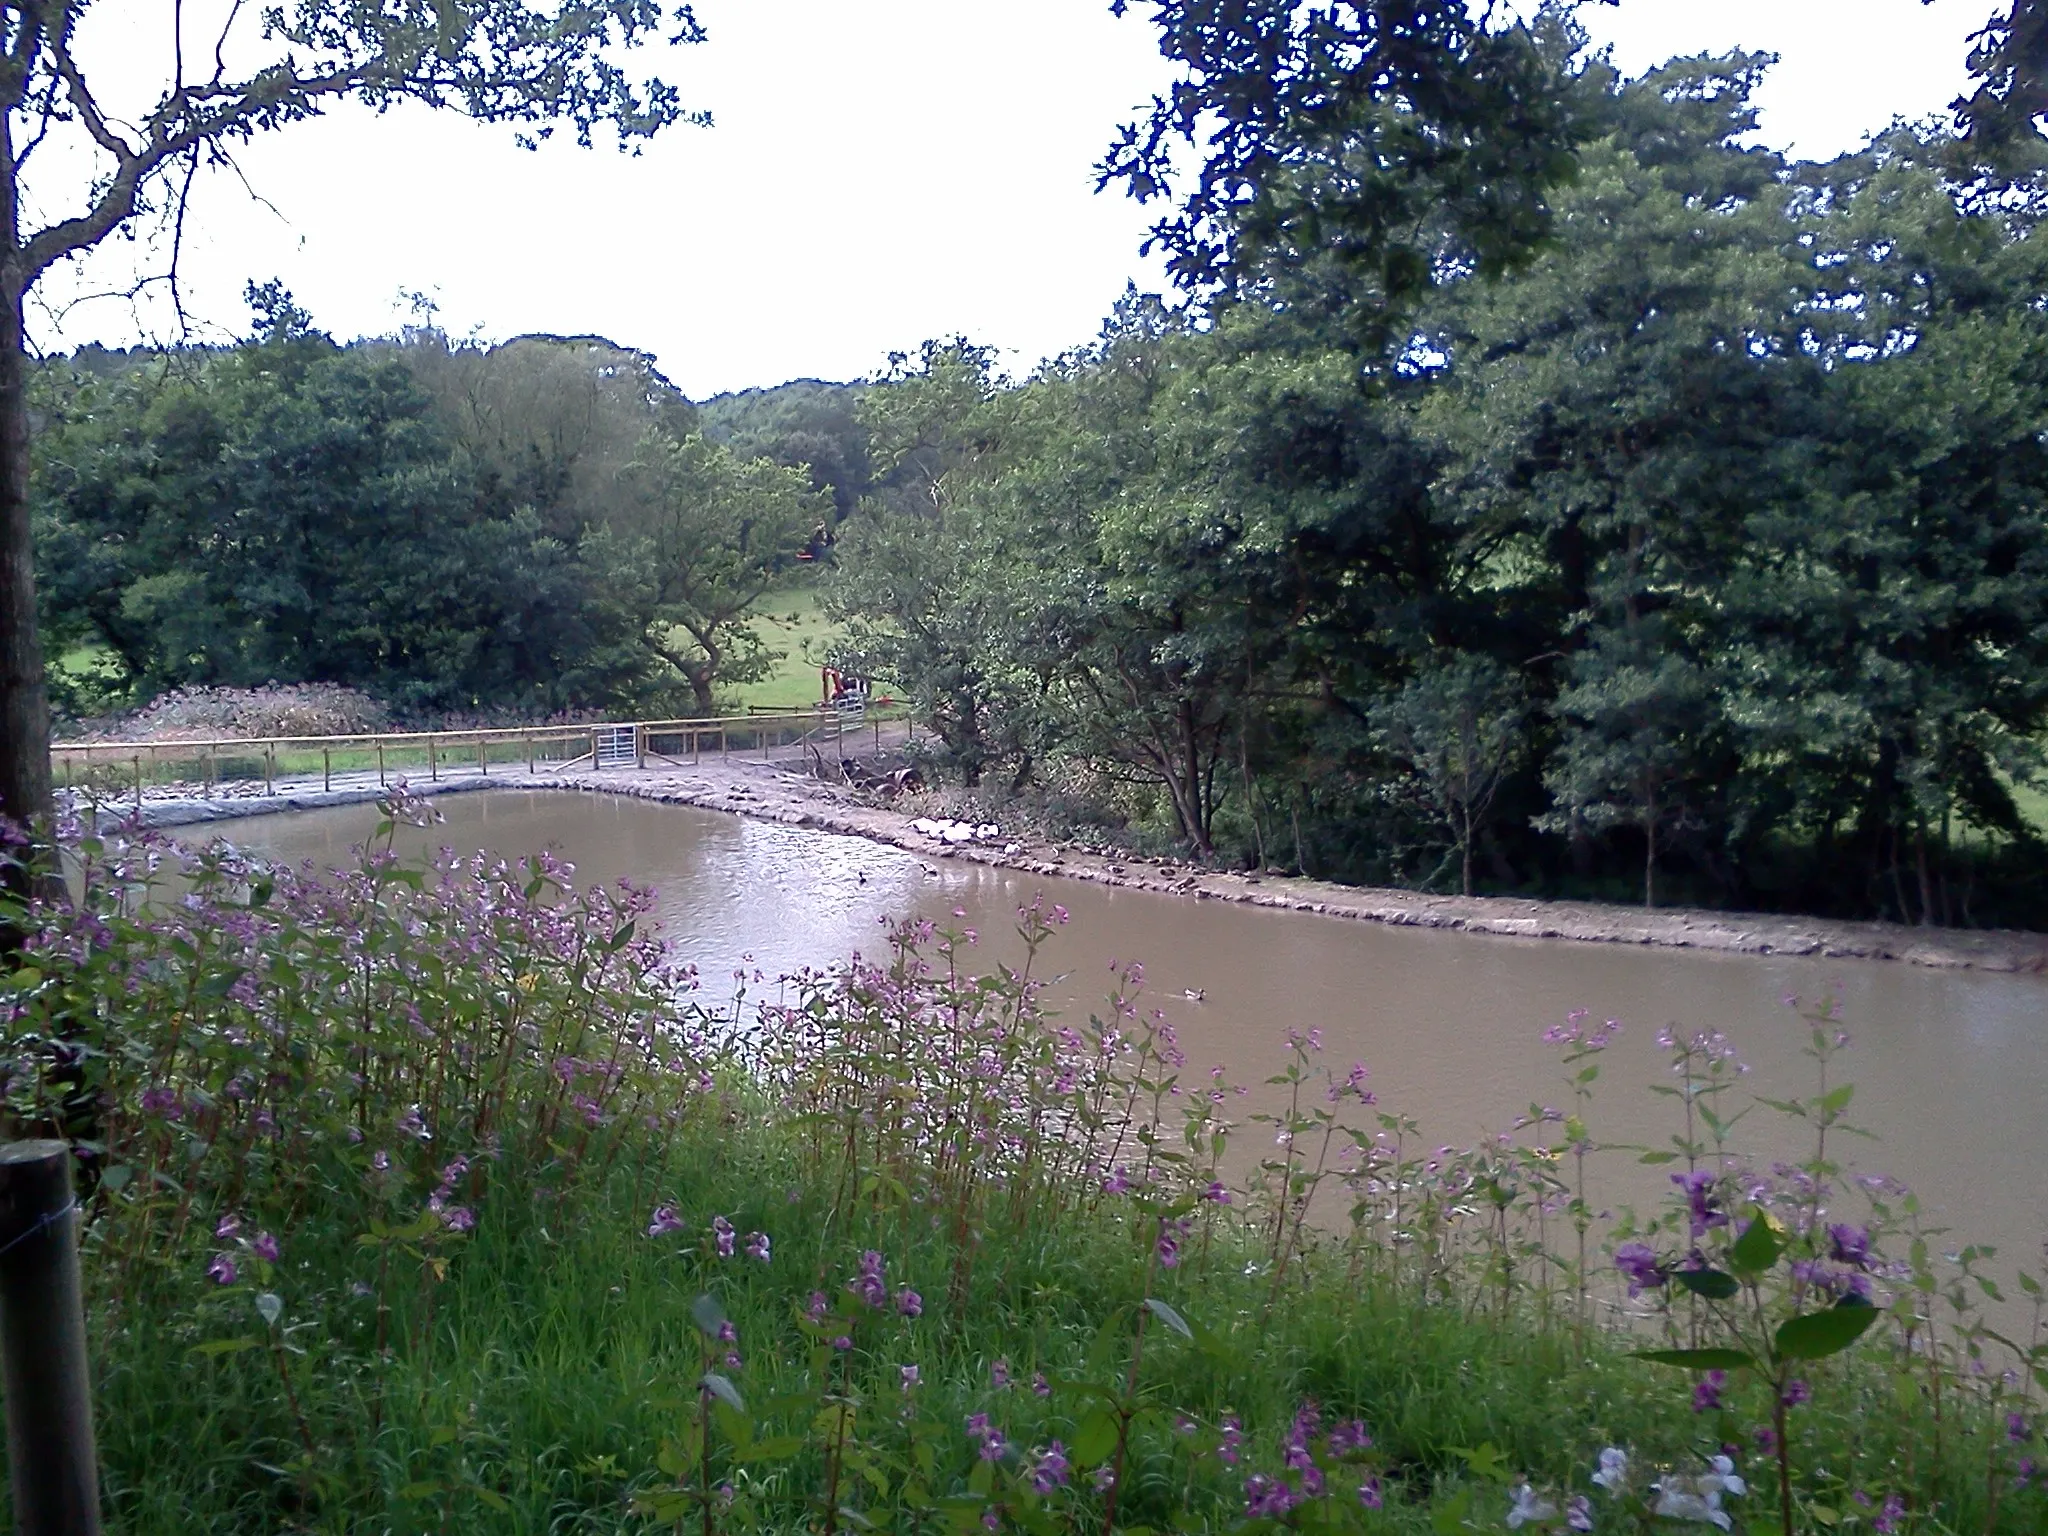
{"left": 112, "top": 756, "right": 2048, "bottom": 974}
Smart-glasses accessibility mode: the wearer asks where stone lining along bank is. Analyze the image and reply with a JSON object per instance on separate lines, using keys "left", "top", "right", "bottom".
{"left": 101, "top": 758, "right": 2048, "bottom": 976}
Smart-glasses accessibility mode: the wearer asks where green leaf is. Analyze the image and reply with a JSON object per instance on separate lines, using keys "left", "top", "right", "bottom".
{"left": 470, "top": 1487, "right": 510, "bottom": 1513}
{"left": 188, "top": 1336, "right": 261, "bottom": 1359}
{"left": 700, "top": 1371, "right": 745, "bottom": 1413}
{"left": 734, "top": 1435, "right": 807, "bottom": 1463}
{"left": 691, "top": 1293, "right": 728, "bottom": 1340}
{"left": 1637, "top": 1150, "right": 1680, "bottom": 1165}
{"left": 1676, "top": 1267, "right": 1740, "bottom": 1300}
{"left": 1728, "top": 1208, "right": 1786, "bottom": 1275}
{"left": 1774, "top": 1301, "right": 1881, "bottom": 1362}
{"left": 1071, "top": 1408, "right": 1119, "bottom": 1467}
{"left": 1143, "top": 1297, "right": 1193, "bottom": 1339}
{"left": 1818, "top": 1083, "right": 1854, "bottom": 1115}
{"left": 1633, "top": 1348, "right": 1757, "bottom": 1371}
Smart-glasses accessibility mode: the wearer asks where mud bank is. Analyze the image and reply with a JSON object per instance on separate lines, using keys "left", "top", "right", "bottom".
{"left": 115, "top": 757, "right": 2048, "bottom": 975}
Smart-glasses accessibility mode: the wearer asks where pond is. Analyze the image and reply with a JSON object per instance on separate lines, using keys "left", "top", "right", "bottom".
{"left": 208, "top": 789, "right": 2048, "bottom": 1268}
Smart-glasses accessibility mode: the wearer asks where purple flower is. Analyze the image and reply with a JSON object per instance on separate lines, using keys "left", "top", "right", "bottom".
{"left": 1201, "top": 1180, "right": 1232, "bottom": 1205}
{"left": 1567, "top": 1494, "right": 1594, "bottom": 1531}
{"left": 1244, "top": 1474, "right": 1297, "bottom": 1518}
{"left": 214, "top": 1213, "right": 241, "bottom": 1240}
{"left": 1873, "top": 1491, "right": 1905, "bottom": 1534}
{"left": 712, "top": 1215, "right": 735, "bottom": 1259}
{"left": 1781, "top": 1379, "right": 1811, "bottom": 1408}
{"left": 966, "top": 1413, "right": 991, "bottom": 1437}
{"left": 647, "top": 1205, "right": 685, "bottom": 1238}
{"left": 1828, "top": 1224, "right": 1872, "bottom": 1269}
{"left": 849, "top": 1250, "right": 887, "bottom": 1308}
{"left": 1091, "top": 1466, "right": 1115, "bottom": 1492}
{"left": 442, "top": 1207, "right": 475, "bottom": 1232}
{"left": 1672, "top": 1171, "right": 1727, "bottom": 1239}
{"left": 806, "top": 1291, "right": 829, "bottom": 1324}
{"left": 744, "top": 1230, "right": 771, "bottom": 1262}
{"left": 139, "top": 1086, "right": 182, "bottom": 1119}
{"left": 1327, "top": 1419, "right": 1372, "bottom": 1455}
{"left": 251, "top": 1231, "right": 280, "bottom": 1263}
{"left": 1614, "top": 1243, "right": 1667, "bottom": 1298}
{"left": 207, "top": 1253, "right": 237, "bottom": 1285}
{"left": 371, "top": 1150, "right": 390, "bottom": 1172}
{"left": 978, "top": 1429, "right": 1007, "bottom": 1463}
{"left": 896, "top": 1287, "right": 923, "bottom": 1318}
{"left": 1029, "top": 1440, "right": 1070, "bottom": 1493}
{"left": 2008, "top": 1412, "right": 2029, "bottom": 1444}
{"left": 1693, "top": 1370, "right": 1727, "bottom": 1414}
{"left": 900, "top": 1364, "right": 920, "bottom": 1391}
{"left": 1032, "top": 1373, "right": 1051, "bottom": 1397}
{"left": 1156, "top": 1222, "right": 1181, "bottom": 1269}
{"left": 991, "top": 1358, "right": 1011, "bottom": 1390}
{"left": 1358, "top": 1477, "right": 1383, "bottom": 1510}
{"left": 1217, "top": 1414, "right": 1242, "bottom": 1466}
{"left": 830, "top": 1334, "right": 853, "bottom": 1351}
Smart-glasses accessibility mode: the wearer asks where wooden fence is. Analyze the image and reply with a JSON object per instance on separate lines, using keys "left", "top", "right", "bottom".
{"left": 50, "top": 705, "right": 908, "bottom": 806}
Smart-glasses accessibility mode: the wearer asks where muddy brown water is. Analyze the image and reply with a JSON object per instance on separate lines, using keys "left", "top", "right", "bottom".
{"left": 205, "top": 790, "right": 2048, "bottom": 1281}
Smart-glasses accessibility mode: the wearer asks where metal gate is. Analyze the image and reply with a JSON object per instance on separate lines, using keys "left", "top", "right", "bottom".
{"left": 595, "top": 724, "right": 637, "bottom": 769}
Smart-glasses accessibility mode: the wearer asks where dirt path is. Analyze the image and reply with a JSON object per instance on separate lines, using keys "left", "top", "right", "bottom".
{"left": 108, "top": 750, "right": 2048, "bottom": 976}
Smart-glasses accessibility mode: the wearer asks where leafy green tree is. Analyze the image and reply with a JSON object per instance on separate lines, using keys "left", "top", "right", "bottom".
{"left": 0, "top": 0, "right": 705, "bottom": 830}
{"left": 1370, "top": 652, "right": 1529, "bottom": 896}
{"left": 602, "top": 432, "right": 823, "bottom": 715}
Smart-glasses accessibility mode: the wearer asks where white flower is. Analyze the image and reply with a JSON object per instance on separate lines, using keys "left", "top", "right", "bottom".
{"left": 1592, "top": 1447, "right": 1630, "bottom": 1495}
{"left": 1507, "top": 1484, "right": 1558, "bottom": 1529}
{"left": 1653, "top": 1479, "right": 1733, "bottom": 1531}
{"left": 1701, "top": 1455, "right": 1746, "bottom": 1497}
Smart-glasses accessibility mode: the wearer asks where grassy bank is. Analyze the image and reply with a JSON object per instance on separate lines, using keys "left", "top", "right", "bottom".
{"left": 2, "top": 800, "right": 2043, "bottom": 1534}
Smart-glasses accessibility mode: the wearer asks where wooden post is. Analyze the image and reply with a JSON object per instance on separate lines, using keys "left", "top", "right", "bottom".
{"left": 428, "top": 736, "right": 438, "bottom": 783}
{"left": 528, "top": 733, "right": 536, "bottom": 774}
{"left": 692, "top": 728, "right": 700, "bottom": 765}
{"left": 636, "top": 725, "right": 646, "bottom": 771}
{"left": 264, "top": 745, "right": 274, "bottom": 796}
{"left": 132, "top": 755, "right": 141, "bottom": 810}
{"left": 323, "top": 747, "right": 331, "bottom": 793}
{"left": 479, "top": 738, "right": 488, "bottom": 777}
{"left": 0, "top": 1141, "right": 103, "bottom": 1536}
{"left": 377, "top": 743, "right": 385, "bottom": 787}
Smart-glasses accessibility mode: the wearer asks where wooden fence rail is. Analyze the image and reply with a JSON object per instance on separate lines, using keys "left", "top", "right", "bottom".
{"left": 50, "top": 706, "right": 908, "bottom": 806}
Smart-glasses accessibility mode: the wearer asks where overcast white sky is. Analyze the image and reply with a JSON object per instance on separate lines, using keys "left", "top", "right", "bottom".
{"left": 32, "top": 0, "right": 1994, "bottom": 399}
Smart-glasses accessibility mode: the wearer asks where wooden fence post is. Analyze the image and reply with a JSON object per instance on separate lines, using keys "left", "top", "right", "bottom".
{"left": 377, "top": 743, "right": 385, "bottom": 787}
{"left": 479, "top": 739, "right": 488, "bottom": 777}
{"left": 132, "top": 756, "right": 141, "bottom": 811}
{"left": 428, "top": 737, "right": 438, "bottom": 783}
{"left": 0, "top": 1141, "right": 102, "bottom": 1536}
{"left": 323, "top": 747, "right": 331, "bottom": 793}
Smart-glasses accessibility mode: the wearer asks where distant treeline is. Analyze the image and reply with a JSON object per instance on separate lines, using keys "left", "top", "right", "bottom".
{"left": 32, "top": 285, "right": 842, "bottom": 719}
{"left": 819, "top": 54, "right": 2048, "bottom": 927}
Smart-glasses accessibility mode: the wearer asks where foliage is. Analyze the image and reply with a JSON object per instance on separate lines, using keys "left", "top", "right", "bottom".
{"left": 830, "top": 53, "right": 2048, "bottom": 926}
{"left": 0, "top": 812, "right": 2043, "bottom": 1532}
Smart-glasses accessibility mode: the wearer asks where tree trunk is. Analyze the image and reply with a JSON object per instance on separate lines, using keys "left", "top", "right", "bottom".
{"left": 0, "top": 103, "right": 54, "bottom": 850}
{"left": 1643, "top": 778, "right": 1657, "bottom": 910}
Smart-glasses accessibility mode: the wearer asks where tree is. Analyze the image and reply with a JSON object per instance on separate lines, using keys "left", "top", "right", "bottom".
{"left": 1102, "top": 0, "right": 1589, "bottom": 332}
{"left": 1370, "top": 652, "right": 1528, "bottom": 896}
{"left": 603, "top": 432, "right": 822, "bottom": 714}
{"left": 0, "top": 0, "right": 704, "bottom": 832}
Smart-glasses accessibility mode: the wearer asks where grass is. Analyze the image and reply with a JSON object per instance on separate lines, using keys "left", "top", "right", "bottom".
{"left": 7, "top": 795, "right": 2046, "bottom": 1534}
{"left": 726, "top": 581, "right": 845, "bottom": 712}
